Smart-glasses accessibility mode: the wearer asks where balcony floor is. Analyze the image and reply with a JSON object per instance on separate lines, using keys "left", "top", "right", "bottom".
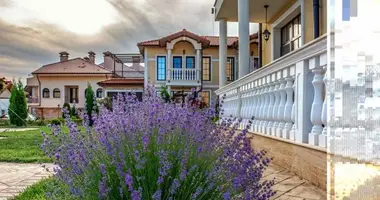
{"left": 264, "top": 164, "right": 327, "bottom": 200}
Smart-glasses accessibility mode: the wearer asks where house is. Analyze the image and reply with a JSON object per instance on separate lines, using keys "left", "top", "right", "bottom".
{"left": 212, "top": 0, "right": 328, "bottom": 192}
{"left": 26, "top": 51, "right": 144, "bottom": 119}
{"left": 137, "top": 29, "right": 259, "bottom": 106}
{"left": 0, "top": 77, "right": 12, "bottom": 118}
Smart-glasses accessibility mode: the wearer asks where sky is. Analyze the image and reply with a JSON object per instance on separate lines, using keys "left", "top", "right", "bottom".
{"left": 0, "top": 0, "right": 258, "bottom": 80}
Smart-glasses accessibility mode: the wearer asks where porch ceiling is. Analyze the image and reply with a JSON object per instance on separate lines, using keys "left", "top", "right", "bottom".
{"left": 214, "top": 0, "right": 294, "bottom": 23}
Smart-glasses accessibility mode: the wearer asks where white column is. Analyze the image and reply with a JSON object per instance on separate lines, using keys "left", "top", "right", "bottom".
{"left": 282, "top": 76, "right": 294, "bottom": 139}
{"left": 289, "top": 82, "right": 296, "bottom": 140}
{"left": 144, "top": 48, "right": 148, "bottom": 89}
{"left": 238, "top": 0, "right": 250, "bottom": 78}
{"left": 266, "top": 81, "right": 275, "bottom": 134}
{"left": 219, "top": 19, "right": 227, "bottom": 88}
{"left": 308, "top": 56, "right": 324, "bottom": 146}
{"left": 271, "top": 81, "right": 280, "bottom": 135}
{"left": 276, "top": 78, "right": 287, "bottom": 137}
{"left": 167, "top": 49, "right": 172, "bottom": 81}
{"left": 196, "top": 49, "right": 201, "bottom": 80}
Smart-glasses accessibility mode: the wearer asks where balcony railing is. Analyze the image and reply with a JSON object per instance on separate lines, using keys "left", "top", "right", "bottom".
{"left": 27, "top": 97, "right": 39, "bottom": 104}
{"left": 168, "top": 68, "right": 201, "bottom": 84}
{"left": 215, "top": 35, "right": 327, "bottom": 149}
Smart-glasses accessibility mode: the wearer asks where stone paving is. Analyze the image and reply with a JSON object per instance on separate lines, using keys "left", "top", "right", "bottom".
{"left": 0, "top": 163, "right": 54, "bottom": 200}
{"left": 0, "top": 162, "right": 326, "bottom": 200}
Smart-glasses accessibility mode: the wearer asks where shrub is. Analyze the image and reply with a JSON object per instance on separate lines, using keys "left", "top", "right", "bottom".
{"left": 0, "top": 120, "right": 10, "bottom": 127}
{"left": 62, "top": 103, "right": 71, "bottom": 118}
{"left": 41, "top": 87, "right": 275, "bottom": 200}
{"left": 159, "top": 86, "right": 171, "bottom": 103}
{"left": 50, "top": 119, "right": 61, "bottom": 126}
{"left": 98, "top": 97, "right": 113, "bottom": 111}
{"left": 8, "top": 80, "right": 28, "bottom": 126}
{"left": 85, "top": 83, "right": 98, "bottom": 126}
{"left": 71, "top": 104, "right": 77, "bottom": 118}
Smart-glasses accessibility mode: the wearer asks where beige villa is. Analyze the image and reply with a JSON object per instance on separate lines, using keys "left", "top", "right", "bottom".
{"left": 137, "top": 29, "right": 259, "bottom": 106}
{"left": 26, "top": 51, "right": 144, "bottom": 119}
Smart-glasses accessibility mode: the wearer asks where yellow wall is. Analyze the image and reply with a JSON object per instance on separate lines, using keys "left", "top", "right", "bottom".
{"left": 261, "top": 0, "right": 327, "bottom": 66}
{"left": 250, "top": 43, "right": 259, "bottom": 56}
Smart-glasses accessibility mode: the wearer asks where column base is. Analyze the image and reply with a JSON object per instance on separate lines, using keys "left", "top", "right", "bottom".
{"left": 308, "top": 133, "right": 319, "bottom": 146}
{"left": 318, "top": 134, "right": 327, "bottom": 148}
{"left": 282, "top": 129, "right": 290, "bottom": 139}
{"left": 289, "top": 129, "right": 296, "bottom": 141}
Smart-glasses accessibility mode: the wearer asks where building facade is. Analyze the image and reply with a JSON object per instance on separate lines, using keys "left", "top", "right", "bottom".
{"left": 137, "top": 29, "right": 258, "bottom": 106}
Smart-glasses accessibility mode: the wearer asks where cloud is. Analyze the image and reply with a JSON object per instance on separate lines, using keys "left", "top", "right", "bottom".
{"left": 0, "top": 0, "right": 234, "bottom": 79}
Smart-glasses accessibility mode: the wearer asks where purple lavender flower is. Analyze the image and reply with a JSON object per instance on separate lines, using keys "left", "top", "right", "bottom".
{"left": 152, "top": 189, "right": 162, "bottom": 200}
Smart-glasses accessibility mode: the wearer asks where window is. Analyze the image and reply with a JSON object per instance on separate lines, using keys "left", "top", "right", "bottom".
{"left": 226, "top": 57, "right": 235, "bottom": 81}
{"left": 157, "top": 56, "right": 166, "bottom": 81}
{"left": 281, "top": 14, "right": 301, "bottom": 56}
{"left": 53, "top": 88, "right": 60, "bottom": 98}
{"left": 173, "top": 56, "right": 182, "bottom": 68}
{"left": 186, "top": 56, "right": 195, "bottom": 68}
{"left": 200, "top": 91, "right": 210, "bottom": 107}
{"left": 96, "top": 88, "right": 103, "bottom": 98}
{"left": 202, "top": 57, "right": 211, "bottom": 81}
{"left": 68, "top": 87, "right": 78, "bottom": 103}
{"left": 42, "top": 88, "right": 50, "bottom": 98}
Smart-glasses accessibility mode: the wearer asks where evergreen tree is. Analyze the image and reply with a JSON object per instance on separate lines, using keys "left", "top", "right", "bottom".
{"left": 71, "top": 104, "right": 77, "bottom": 118}
{"left": 8, "top": 80, "right": 28, "bottom": 126}
{"left": 85, "top": 83, "right": 98, "bottom": 126}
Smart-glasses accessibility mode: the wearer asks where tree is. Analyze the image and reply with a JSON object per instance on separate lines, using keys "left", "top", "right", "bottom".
{"left": 8, "top": 80, "right": 28, "bottom": 126}
{"left": 71, "top": 104, "right": 77, "bottom": 118}
{"left": 159, "top": 86, "right": 171, "bottom": 103}
{"left": 85, "top": 83, "right": 98, "bottom": 126}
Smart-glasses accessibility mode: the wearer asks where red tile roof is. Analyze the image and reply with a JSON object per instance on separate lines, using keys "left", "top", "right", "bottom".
{"left": 97, "top": 78, "right": 144, "bottom": 86}
{"left": 33, "top": 58, "right": 112, "bottom": 74}
{"left": 137, "top": 29, "right": 258, "bottom": 53}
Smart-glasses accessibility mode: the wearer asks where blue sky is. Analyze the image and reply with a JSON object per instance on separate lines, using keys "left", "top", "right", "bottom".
{"left": 0, "top": 0, "right": 258, "bottom": 80}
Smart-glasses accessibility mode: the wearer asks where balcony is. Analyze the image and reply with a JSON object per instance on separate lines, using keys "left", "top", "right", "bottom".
{"left": 166, "top": 68, "right": 201, "bottom": 86}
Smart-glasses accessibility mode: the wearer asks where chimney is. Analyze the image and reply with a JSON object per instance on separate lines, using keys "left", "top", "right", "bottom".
{"left": 59, "top": 51, "right": 69, "bottom": 62}
{"left": 103, "top": 51, "right": 114, "bottom": 71}
{"left": 88, "top": 51, "right": 96, "bottom": 64}
{"left": 83, "top": 56, "right": 90, "bottom": 62}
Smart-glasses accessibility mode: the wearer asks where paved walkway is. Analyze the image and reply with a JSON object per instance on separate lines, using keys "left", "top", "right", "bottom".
{"left": 263, "top": 164, "right": 327, "bottom": 200}
{"left": 0, "top": 163, "right": 54, "bottom": 199}
{"left": 0, "top": 128, "right": 37, "bottom": 133}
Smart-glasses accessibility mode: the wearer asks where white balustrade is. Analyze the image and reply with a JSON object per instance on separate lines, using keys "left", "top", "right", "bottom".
{"left": 308, "top": 55, "right": 325, "bottom": 146}
{"left": 170, "top": 68, "right": 199, "bottom": 81}
{"left": 271, "top": 81, "right": 281, "bottom": 135}
{"left": 282, "top": 76, "right": 294, "bottom": 139}
{"left": 276, "top": 78, "right": 287, "bottom": 137}
{"left": 215, "top": 35, "right": 327, "bottom": 148}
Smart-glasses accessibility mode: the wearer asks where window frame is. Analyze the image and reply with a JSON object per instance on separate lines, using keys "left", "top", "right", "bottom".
{"left": 42, "top": 88, "right": 50, "bottom": 98}
{"left": 280, "top": 14, "right": 301, "bottom": 56}
{"left": 156, "top": 56, "right": 167, "bottom": 81}
{"left": 96, "top": 88, "right": 103, "bottom": 98}
{"left": 53, "top": 88, "right": 60, "bottom": 98}
{"left": 185, "top": 56, "right": 195, "bottom": 69}
{"left": 173, "top": 56, "right": 182, "bottom": 69}
{"left": 202, "top": 56, "right": 211, "bottom": 81}
{"left": 226, "top": 57, "right": 235, "bottom": 81}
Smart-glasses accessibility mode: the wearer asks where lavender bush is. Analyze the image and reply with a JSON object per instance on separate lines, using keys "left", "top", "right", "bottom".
{"left": 41, "top": 87, "right": 275, "bottom": 200}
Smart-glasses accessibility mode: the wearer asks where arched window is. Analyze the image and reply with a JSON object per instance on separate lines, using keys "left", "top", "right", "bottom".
{"left": 42, "top": 88, "right": 50, "bottom": 98}
{"left": 53, "top": 88, "right": 60, "bottom": 98}
{"left": 96, "top": 88, "right": 103, "bottom": 98}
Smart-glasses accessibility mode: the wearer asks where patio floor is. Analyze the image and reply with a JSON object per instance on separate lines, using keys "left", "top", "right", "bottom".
{"left": 0, "top": 162, "right": 327, "bottom": 200}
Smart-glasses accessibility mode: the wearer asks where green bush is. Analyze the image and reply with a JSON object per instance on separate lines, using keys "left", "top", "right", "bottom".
{"left": 0, "top": 120, "right": 10, "bottom": 127}
{"left": 8, "top": 80, "right": 28, "bottom": 126}
{"left": 50, "top": 119, "right": 61, "bottom": 126}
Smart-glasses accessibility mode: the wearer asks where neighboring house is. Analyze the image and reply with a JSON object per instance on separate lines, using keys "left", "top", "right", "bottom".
{"left": 0, "top": 78, "right": 12, "bottom": 118}
{"left": 212, "top": 0, "right": 328, "bottom": 191}
{"left": 137, "top": 29, "right": 258, "bottom": 106}
{"left": 26, "top": 51, "right": 144, "bottom": 119}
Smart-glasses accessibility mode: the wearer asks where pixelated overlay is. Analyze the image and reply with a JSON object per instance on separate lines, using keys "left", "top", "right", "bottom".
{"left": 329, "top": 0, "right": 380, "bottom": 199}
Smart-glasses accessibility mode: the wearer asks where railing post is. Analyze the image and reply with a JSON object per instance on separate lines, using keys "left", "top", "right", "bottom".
{"left": 308, "top": 54, "right": 325, "bottom": 146}
{"left": 290, "top": 82, "right": 296, "bottom": 140}
{"left": 271, "top": 79, "right": 280, "bottom": 135}
{"left": 283, "top": 72, "right": 295, "bottom": 139}
{"left": 319, "top": 55, "right": 328, "bottom": 148}
{"left": 276, "top": 74, "right": 287, "bottom": 137}
{"left": 254, "top": 83, "right": 263, "bottom": 132}
{"left": 261, "top": 80, "right": 270, "bottom": 133}
{"left": 266, "top": 77, "right": 275, "bottom": 134}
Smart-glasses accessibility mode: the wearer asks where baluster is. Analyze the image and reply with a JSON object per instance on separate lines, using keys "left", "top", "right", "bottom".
{"left": 254, "top": 85, "right": 263, "bottom": 132}
{"left": 259, "top": 83, "right": 268, "bottom": 133}
{"left": 271, "top": 80, "right": 280, "bottom": 135}
{"left": 258, "top": 84, "right": 265, "bottom": 132}
{"left": 282, "top": 75, "right": 294, "bottom": 139}
{"left": 266, "top": 81, "right": 275, "bottom": 134}
{"left": 319, "top": 67, "right": 328, "bottom": 148}
{"left": 260, "top": 83, "right": 269, "bottom": 133}
{"left": 276, "top": 78, "right": 287, "bottom": 137}
{"left": 290, "top": 83, "right": 296, "bottom": 140}
{"left": 251, "top": 86, "right": 258, "bottom": 131}
{"left": 308, "top": 65, "right": 324, "bottom": 146}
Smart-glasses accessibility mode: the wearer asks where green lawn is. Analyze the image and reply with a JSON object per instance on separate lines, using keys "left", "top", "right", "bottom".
{"left": 0, "top": 127, "right": 52, "bottom": 163}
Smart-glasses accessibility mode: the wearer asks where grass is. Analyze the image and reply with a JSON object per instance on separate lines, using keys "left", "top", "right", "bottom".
{"left": 12, "top": 178, "right": 74, "bottom": 200}
{"left": 0, "top": 126, "right": 52, "bottom": 163}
